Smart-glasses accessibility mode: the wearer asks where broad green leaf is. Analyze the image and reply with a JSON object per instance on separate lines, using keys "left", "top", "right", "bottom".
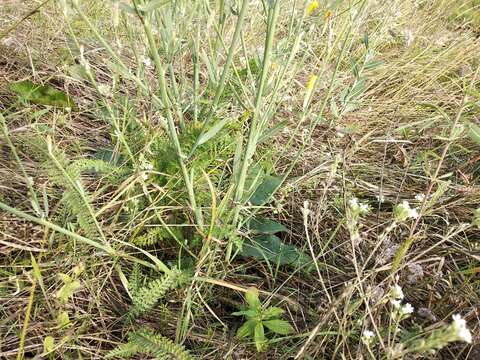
{"left": 242, "top": 165, "right": 264, "bottom": 199}
{"left": 263, "top": 319, "right": 294, "bottom": 335}
{"left": 57, "top": 311, "right": 70, "bottom": 328}
{"left": 9, "top": 80, "right": 75, "bottom": 109}
{"left": 348, "top": 78, "right": 365, "bottom": 100}
{"left": 249, "top": 175, "right": 282, "bottom": 205}
{"left": 240, "top": 234, "right": 312, "bottom": 269}
{"left": 43, "top": 336, "right": 55, "bottom": 353}
{"left": 196, "top": 118, "right": 229, "bottom": 146}
{"left": 468, "top": 123, "right": 480, "bottom": 145}
{"left": 246, "top": 218, "right": 287, "bottom": 234}
{"left": 232, "top": 309, "right": 257, "bottom": 318}
{"left": 56, "top": 279, "right": 81, "bottom": 304}
{"left": 245, "top": 287, "right": 261, "bottom": 310}
{"left": 58, "top": 273, "right": 71, "bottom": 283}
{"left": 263, "top": 306, "right": 284, "bottom": 319}
{"left": 254, "top": 322, "right": 266, "bottom": 352}
{"left": 94, "top": 148, "right": 125, "bottom": 166}
{"left": 236, "top": 319, "right": 257, "bottom": 338}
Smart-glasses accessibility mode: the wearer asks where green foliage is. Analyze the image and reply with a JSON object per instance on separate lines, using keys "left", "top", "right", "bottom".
{"left": 131, "top": 268, "right": 183, "bottom": 316}
{"left": 9, "top": 80, "right": 75, "bottom": 108}
{"left": 240, "top": 234, "right": 312, "bottom": 270}
{"left": 467, "top": 122, "right": 480, "bottom": 145}
{"left": 106, "top": 328, "right": 195, "bottom": 360}
{"left": 33, "top": 140, "right": 102, "bottom": 239}
{"left": 105, "top": 342, "right": 139, "bottom": 359}
{"left": 43, "top": 335, "right": 55, "bottom": 353}
{"left": 246, "top": 217, "right": 288, "bottom": 234}
{"left": 56, "top": 273, "right": 81, "bottom": 304}
{"left": 131, "top": 227, "right": 183, "bottom": 248}
{"left": 233, "top": 288, "right": 293, "bottom": 352}
{"left": 128, "top": 263, "right": 143, "bottom": 295}
{"left": 248, "top": 175, "right": 282, "bottom": 205}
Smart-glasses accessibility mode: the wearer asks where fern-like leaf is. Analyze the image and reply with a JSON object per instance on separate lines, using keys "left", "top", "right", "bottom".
{"left": 131, "top": 268, "right": 182, "bottom": 316}
{"left": 62, "top": 188, "right": 98, "bottom": 240}
{"left": 73, "top": 158, "right": 120, "bottom": 174}
{"left": 130, "top": 227, "right": 183, "bottom": 248}
{"left": 40, "top": 141, "right": 102, "bottom": 239}
{"left": 129, "top": 328, "right": 195, "bottom": 360}
{"left": 128, "top": 263, "right": 142, "bottom": 296}
{"left": 105, "top": 342, "right": 139, "bottom": 359}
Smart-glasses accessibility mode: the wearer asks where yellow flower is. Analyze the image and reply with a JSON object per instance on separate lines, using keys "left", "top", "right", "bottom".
{"left": 306, "top": 1, "right": 319, "bottom": 15}
{"left": 324, "top": 9, "right": 333, "bottom": 20}
{"left": 306, "top": 75, "right": 318, "bottom": 91}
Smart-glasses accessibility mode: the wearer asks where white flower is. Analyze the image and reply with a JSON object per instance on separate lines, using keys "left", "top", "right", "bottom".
{"left": 390, "top": 284, "right": 404, "bottom": 300}
{"left": 362, "top": 329, "right": 375, "bottom": 344}
{"left": 391, "top": 299, "right": 401, "bottom": 308}
{"left": 359, "top": 202, "right": 370, "bottom": 214}
{"left": 409, "top": 207, "right": 419, "bottom": 219}
{"left": 349, "top": 198, "right": 370, "bottom": 215}
{"left": 349, "top": 198, "right": 359, "bottom": 210}
{"left": 415, "top": 193, "right": 425, "bottom": 202}
{"left": 376, "top": 194, "right": 385, "bottom": 203}
{"left": 451, "top": 314, "right": 472, "bottom": 343}
{"left": 363, "top": 330, "right": 374, "bottom": 338}
{"left": 142, "top": 56, "right": 153, "bottom": 68}
{"left": 139, "top": 157, "right": 154, "bottom": 180}
{"left": 394, "top": 201, "right": 419, "bottom": 222}
{"left": 400, "top": 303, "right": 414, "bottom": 315}
{"left": 97, "top": 84, "right": 111, "bottom": 97}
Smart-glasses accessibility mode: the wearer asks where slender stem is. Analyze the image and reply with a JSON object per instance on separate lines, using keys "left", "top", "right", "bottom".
{"left": 139, "top": 9, "right": 205, "bottom": 230}
{"left": 232, "top": 1, "right": 280, "bottom": 224}
{"left": 188, "top": 0, "right": 250, "bottom": 156}
{"left": 47, "top": 144, "right": 107, "bottom": 243}
{"left": 16, "top": 280, "right": 36, "bottom": 360}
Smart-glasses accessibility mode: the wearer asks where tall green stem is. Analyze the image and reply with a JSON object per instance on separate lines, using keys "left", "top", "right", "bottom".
{"left": 232, "top": 1, "right": 280, "bottom": 225}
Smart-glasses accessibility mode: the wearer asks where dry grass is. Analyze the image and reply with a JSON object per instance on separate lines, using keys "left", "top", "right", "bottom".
{"left": 1, "top": 0, "right": 479, "bottom": 359}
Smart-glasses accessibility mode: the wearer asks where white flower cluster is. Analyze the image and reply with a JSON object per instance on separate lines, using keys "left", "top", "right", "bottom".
{"left": 393, "top": 200, "right": 418, "bottom": 222}
{"left": 349, "top": 198, "right": 370, "bottom": 215}
{"left": 415, "top": 193, "right": 425, "bottom": 202}
{"left": 451, "top": 314, "right": 472, "bottom": 343}
{"left": 139, "top": 157, "right": 154, "bottom": 180}
{"left": 362, "top": 329, "right": 375, "bottom": 345}
{"left": 390, "top": 284, "right": 414, "bottom": 316}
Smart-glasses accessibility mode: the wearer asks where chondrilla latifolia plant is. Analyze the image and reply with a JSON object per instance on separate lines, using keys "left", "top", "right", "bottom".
{"left": 233, "top": 287, "right": 294, "bottom": 352}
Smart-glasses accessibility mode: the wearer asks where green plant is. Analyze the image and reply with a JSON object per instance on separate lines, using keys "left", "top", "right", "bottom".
{"left": 130, "top": 267, "right": 184, "bottom": 316}
{"left": 106, "top": 327, "right": 195, "bottom": 360}
{"left": 233, "top": 287, "right": 294, "bottom": 352}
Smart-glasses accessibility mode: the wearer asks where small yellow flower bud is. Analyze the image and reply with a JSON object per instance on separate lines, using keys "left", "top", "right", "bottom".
{"left": 306, "top": 1, "right": 319, "bottom": 15}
